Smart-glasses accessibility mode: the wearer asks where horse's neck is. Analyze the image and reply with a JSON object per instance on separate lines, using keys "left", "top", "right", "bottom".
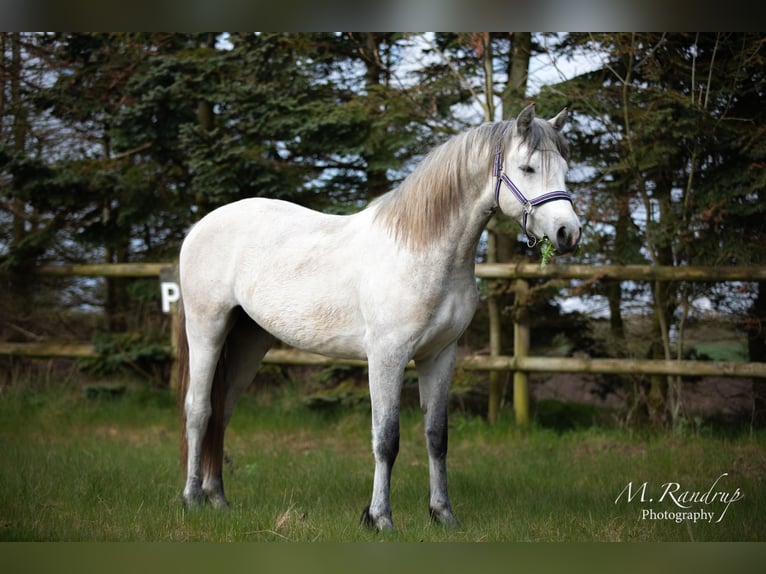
{"left": 444, "top": 141, "right": 497, "bottom": 268}
{"left": 411, "top": 181, "right": 495, "bottom": 274}
{"left": 450, "top": 187, "right": 496, "bottom": 268}
{"left": 368, "top": 129, "right": 498, "bottom": 269}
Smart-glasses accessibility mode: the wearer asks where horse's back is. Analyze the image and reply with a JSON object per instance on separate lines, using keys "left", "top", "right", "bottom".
{"left": 178, "top": 196, "right": 478, "bottom": 361}
{"left": 183, "top": 197, "right": 345, "bottom": 244}
{"left": 181, "top": 197, "right": 356, "bottom": 275}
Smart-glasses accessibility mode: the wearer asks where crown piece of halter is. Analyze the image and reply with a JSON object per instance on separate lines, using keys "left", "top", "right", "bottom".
{"left": 492, "top": 124, "right": 573, "bottom": 248}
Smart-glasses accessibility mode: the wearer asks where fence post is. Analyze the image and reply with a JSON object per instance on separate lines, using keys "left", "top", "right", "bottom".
{"left": 513, "top": 278, "right": 530, "bottom": 427}
{"left": 160, "top": 265, "right": 180, "bottom": 390}
{"left": 486, "top": 229, "right": 503, "bottom": 424}
{"left": 487, "top": 293, "right": 503, "bottom": 423}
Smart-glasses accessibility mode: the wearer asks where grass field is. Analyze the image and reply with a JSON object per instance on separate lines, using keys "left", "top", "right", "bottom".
{"left": 0, "top": 380, "right": 764, "bottom": 542}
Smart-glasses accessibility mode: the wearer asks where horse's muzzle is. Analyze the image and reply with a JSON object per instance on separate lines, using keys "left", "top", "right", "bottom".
{"left": 556, "top": 225, "right": 581, "bottom": 254}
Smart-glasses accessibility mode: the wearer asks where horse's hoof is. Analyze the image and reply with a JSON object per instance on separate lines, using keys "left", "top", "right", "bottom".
{"left": 360, "top": 505, "right": 394, "bottom": 531}
{"left": 183, "top": 492, "right": 205, "bottom": 509}
{"left": 429, "top": 506, "right": 458, "bottom": 528}
{"left": 208, "top": 494, "right": 230, "bottom": 509}
{"left": 203, "top": 486, "right": 230, "bottom": 510}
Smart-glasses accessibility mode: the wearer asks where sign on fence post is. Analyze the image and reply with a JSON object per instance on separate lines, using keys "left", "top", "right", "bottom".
{"left": 159, "top": 266, "right": 180, "bottom": 389}
{"left": 160, "top": 281, "right": 180, "bottom": 314}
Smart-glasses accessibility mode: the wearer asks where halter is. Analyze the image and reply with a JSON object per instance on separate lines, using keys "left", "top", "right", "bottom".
{"left": 492, "top": 130, "right": 573, "bottom": 248}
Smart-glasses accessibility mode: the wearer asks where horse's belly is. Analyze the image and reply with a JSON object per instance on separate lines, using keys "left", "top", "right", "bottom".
{"left": 242, "top": 297, "right": 367, "bottom": 360}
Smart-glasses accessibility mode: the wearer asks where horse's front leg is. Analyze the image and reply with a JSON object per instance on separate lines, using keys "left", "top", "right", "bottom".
{"left": 417, "top": 343, "right": 459, "bottom": 527}
{"left": 361, "top": 351, "right": 407, "bottom": 531}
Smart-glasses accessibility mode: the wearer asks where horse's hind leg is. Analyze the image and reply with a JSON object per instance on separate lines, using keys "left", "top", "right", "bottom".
{"left": 183, "top": 313, "right": 230, "bottom": 508}
{"left": 201, "top": 311, "right": 275, "bottom": 507}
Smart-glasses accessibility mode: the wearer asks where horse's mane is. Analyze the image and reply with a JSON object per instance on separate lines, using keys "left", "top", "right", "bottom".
{"left": 372, "top": 118, "right": 568, "bottom": 251}
{"left": 371, "top": 122, "right": 503, "bottom": 251}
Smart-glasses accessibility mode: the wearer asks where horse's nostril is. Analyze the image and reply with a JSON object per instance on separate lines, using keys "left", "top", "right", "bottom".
{"left": 556, "top": 225, "right": 580, "bottom": 253}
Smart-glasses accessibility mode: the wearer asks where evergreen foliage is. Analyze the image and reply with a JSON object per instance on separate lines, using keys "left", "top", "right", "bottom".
{"left": 2, "top": 33, "right": 765, "bottom": 420}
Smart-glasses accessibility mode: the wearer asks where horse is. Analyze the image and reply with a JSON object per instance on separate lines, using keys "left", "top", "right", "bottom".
{"left": 177, "top": 102, "right": 581, "bottom": 531}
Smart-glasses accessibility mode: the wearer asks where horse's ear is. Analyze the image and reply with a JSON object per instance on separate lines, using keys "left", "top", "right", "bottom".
{"left": 515, "top": 103, "right": 536, "bottom": 136}
{"left": 549, "top": 107, "right": 568, "bottom": 132}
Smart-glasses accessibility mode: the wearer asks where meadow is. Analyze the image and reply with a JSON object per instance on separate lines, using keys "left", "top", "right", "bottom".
{"left": 0, "top": 380, "right": 764, "bottom": 542}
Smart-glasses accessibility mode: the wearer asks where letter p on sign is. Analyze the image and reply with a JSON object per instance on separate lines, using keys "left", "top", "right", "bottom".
{"left": 161, "top": 282, "right": 180, "bottom": 313}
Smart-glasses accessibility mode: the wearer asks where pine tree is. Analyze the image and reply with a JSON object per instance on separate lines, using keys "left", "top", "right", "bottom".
{"left": 538, "top": 33, "right": 766, "bottom": 423}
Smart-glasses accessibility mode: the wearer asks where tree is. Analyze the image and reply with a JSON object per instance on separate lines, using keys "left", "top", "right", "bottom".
{"left": 1, "top": 33, "right": 65, "bottom": 332}
{"left": 32, "top": 33, "right": 201, "bottom": 329}
{"left": 2, "top": 33, "right": 469, "bottom": 325}
{"left": 540, "top": 33, "right": 766, "bottom": 425}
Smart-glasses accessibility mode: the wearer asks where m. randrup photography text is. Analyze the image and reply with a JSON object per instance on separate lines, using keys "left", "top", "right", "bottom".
{"left": 614, "top": 473, "right": 744, "bottom": 524}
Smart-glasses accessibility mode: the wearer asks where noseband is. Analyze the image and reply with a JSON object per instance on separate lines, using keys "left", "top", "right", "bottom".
{"left": 492, "top": 133, "right": 573, "bottom": 248}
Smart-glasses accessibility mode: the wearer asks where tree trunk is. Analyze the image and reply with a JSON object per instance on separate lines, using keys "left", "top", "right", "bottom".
{"left": 8, "top": 32, "right": 32, "bottom": 327}
{"left": 749, "top": 281, "right": 766, "bottom": 424}
{"left": 488, "top": 33, "right": 532, "bottom": 424}
{"left": 608, "top": 194, "right": 632, "bottom": 341}
{"left": 100, "top": 131, "right": 130, "bottom": 333}
{"left": 501, "top": 32, "right": 531, "bottom": 115}
{"left": 647, "top": 189, "right": 678, "bottom": 426}
{"left": 104, "top": 245, "right": 130, "bottom": 332}
{"left": 359, "top": 33, "right": 390, "bottom": 201}
{"left": 0, "top": 33, "right": 6, "bottom": 123}
{"left": 11, "top": 32, "right": 26, "bottom": 249}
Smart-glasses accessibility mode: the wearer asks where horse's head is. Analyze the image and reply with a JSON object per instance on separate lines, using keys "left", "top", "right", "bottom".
{"left": 495, "top": 103, "right": 581, "bottom": 254}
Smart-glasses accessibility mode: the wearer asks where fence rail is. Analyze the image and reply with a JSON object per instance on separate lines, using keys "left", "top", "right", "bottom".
{"left": 34, "top": 263, "right": 169, "bottom": 278}
{"left": 4, "top": 262, "right": 766, "bottom": 425}
{"left": 2, "top": 342, "right": 765, "bottom": 379}
{"left": 31, "top": 262, "right": 766, "bottom": 281}
{"left": 475, "top": 262, "right": 766, "bottom": 281}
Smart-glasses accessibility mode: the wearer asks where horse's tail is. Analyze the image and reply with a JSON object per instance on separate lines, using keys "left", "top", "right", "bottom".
{"left": 177, "top": 297, "right": 191, "bottom": 473}
{"left": 177, "top": 297, "right": 227, "bottom": 483}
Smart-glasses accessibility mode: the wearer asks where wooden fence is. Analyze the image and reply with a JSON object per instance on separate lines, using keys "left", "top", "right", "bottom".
{"left": 2, "top": 262, "right": 766, "bottom": 425}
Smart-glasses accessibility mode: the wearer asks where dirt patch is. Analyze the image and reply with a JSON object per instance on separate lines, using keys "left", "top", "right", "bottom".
{"left": 676, "top": 378, "right": 755, "bottom": 419}
{"left": 91, "top": 424, "right": 173, "bottom": 448}
{"left": 532, "top": 373, "right": 626, "bottom": 410}
{"left": 531, "top": 373, "right": 756, "bottom": 420}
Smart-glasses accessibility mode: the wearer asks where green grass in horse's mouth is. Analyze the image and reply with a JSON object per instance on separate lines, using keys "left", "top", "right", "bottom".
{"left": 539, "top": 236, "right": 555, "bottom": 269}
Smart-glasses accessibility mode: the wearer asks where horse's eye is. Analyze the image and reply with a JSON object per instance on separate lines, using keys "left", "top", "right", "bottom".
{"left": 520, "top": 165, "right": 535, "bottom": 174}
